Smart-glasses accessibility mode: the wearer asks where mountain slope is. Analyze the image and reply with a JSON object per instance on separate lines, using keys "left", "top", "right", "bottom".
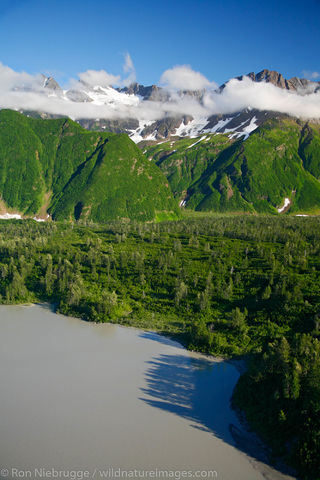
{"left": 0, "top": 110, "right": 179, "bottom": 222}
{"left": 141, "top": 133, "right": 233, "bottom": 203}
{"left": 60, "top": 69, "right": 320, "bottom": 141}
{"left": 143, "top": 118, "right": 320, "bottom": 214}
{"left": 10, "top": 68, "right": 319, "bottom": 143}
{"left": 220, "top": 69, "right": 320, "bottom": 93}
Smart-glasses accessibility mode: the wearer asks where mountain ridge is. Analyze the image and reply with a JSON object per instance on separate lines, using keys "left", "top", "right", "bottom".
{"left": 142, "top": 117, "right": 320, "bottom": 215}
{"left": 220, "top": 69, "right": 320, "bottom": 93}
{"left": 0, "top": 109, "right": 179, "bottom": 222}
{"left": 11, "top": 68, "right": 319, "bottom": 144}
{"left": 1, "top": 109, "right": 320, "bottom": 218}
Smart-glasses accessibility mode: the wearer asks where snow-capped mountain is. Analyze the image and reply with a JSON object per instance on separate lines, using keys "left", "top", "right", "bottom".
{"left": 16, "top": 69, "right": 320, "bottom": 143}
{"left": 220, "top": 69, "right": 320, "bottom": 94}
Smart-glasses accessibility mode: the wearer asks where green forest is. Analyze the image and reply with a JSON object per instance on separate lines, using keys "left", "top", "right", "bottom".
{"left": 0, "top": 109, "right": 178, "bottom": 222}
{"left": 143, "top": 118, "right": 320, "bottom": 215}
{"left": 2, "top": 110, "right": 320, "bottom": 223}
{"left": 0, "top": 214, "right": 319, "bottom": 479}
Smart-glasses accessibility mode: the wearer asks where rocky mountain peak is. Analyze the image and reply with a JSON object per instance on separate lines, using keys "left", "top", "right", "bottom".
{"left": 42, "top": 75, "right": 62, "bottom": 91}
{"left": 232, "top": 69, "right": 320, "bottom": 93}
{"left": 246, "top": 69, "right": 288, "bottom": 88}
{"left": 119, "top": 83, "right": 169, "bottom": 101}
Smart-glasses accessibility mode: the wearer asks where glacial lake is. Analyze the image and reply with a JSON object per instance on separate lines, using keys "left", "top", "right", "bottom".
{"left": 0, "top": 304, "right": 294, "bottom": 480}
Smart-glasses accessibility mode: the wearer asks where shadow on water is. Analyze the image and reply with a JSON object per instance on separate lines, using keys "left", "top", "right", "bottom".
{"left": 138, "top": 331, "right": 184, "bottom": 349}
{"left": 36, "top": 302, "right": 56, "bottom": 312}
{"left": 140, "top": 353, "right": 295, "bottom": 478}
{"left": 140, "top": 354, "right": 237, "bottom": 442}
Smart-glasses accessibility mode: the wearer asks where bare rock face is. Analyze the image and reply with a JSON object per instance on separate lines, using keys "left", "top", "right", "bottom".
{"left": 218, "top": 69, "right": 320, "bottom": 96}
{"left": 119, "top": 83, "right": 170, "bottom": 101}
{"left": 205, "top": 109, "right": 288, "bottom": 132}
{"left": 43, "top": 76, "right": 62, "bottom": 91}
{"left": 230, "top": 69, "right": 320, "bottom": 93}
{"left": 245, "top": 70, "right": 289, "bottom": 89}
{"left": 287, "top": 76, "right": 320, "bottom": 93}
{"left": 140, "top": 115, "right": 193, "bottom": 139}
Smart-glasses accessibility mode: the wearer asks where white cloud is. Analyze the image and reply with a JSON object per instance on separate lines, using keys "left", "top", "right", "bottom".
{"left": 0, "top": 62, "right": 319, "bottom": 123}
{"left": 213, "top": 76, "right": 320, "bottom": 119}
{"left": 122, "top": 52, "right": 136, "bottom": 86}
{"left": 78, "top": 69, "right": 120, "bottom": 87}
{"left": 160, "top": 65, "right": 217, "bottom": 91}
{"left": 0, "top": 62, "right": 43, "bottom": 90}
{"left": 123, "top": 52, "right": 134, "bottom": 74}
{"left": 302, "top": 70, "right": 320, "bottom": 80}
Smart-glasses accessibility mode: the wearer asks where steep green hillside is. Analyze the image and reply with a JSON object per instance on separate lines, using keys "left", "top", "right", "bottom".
{"left": 141, "top": 133, "right": 233, "bottom": 203}
{"left": 0, "top": 110, "right": 179, "bottom": 222}
{"left": 142, "top": 119, "right": 320, "bottom": 214}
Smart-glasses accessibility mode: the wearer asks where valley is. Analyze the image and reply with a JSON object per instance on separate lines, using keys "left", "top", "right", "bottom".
{"left": 0, "top": 215, "right": 319, "bottom": 478}
{"left": 0, "top": 66, "right": 319, "bottom": 480}
{"left": 1, "top": 0, "right": 320, "bottom": 477}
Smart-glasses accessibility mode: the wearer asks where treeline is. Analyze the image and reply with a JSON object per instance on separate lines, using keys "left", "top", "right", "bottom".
{"left": 0, "top": 216, "right": 319, "bottom": 478}
{"left": 233, "top": 335, "right": 320, "bottom": 478}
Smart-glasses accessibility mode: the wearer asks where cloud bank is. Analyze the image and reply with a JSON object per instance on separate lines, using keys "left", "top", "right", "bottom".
{"left": 122, "top": 53, "right": 136, "bottom": 86}
{"left": 78, "top": 69, "right": 121, "bottom": 87}
{"left": 160, "top": 65, "right": 217, "bottom": 91}
{"left": 0, "top": 61, "right": 319, "bottom": 123}
{"left": 210, "top": 77, "right": 320, "bottom": 119}
{"left": 0, "top": 63, "right": 43, "bottom": 90}
{"left": 302, "top": 70, "right": 320, "bottom": 80}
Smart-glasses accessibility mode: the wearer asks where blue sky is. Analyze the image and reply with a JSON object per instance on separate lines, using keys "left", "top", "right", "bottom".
{"left": 0, "top": 0, "right": 319, "bottom": 87}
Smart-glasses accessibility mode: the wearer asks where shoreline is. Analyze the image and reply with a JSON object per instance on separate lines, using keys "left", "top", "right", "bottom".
{"left": 1, "top": 302, "right": 298, "bottom": 480}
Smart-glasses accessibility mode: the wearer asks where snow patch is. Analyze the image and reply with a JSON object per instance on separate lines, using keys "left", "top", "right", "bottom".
{"left": 0, "top": 213, "right": 22, "bottom": 220}
{"left": 87, "top": 86, "right": 140, "bottom": 108}
{"left": 129, "top": 113, "right": 246, "bottom": 143}
{"left": 227, "top": 116, "right": 258, "bottom": 141}
{"left": 143, "top": 132, "right": 157, "bottom": 142}
{"left": 277, "top": 197, "right": 291, "bottom": 213}
{"left": 241, "top": 116, "right": 258, "bottom": 140}
{"left": 0, "top": 212, "right": 49, "bottom": 222}
{"left": 187, "top": 135, "right": 207, "bottom": 149}
{"left": 128, "top": 120, "right": 155, "bottom": 143}
{"left": 224, "top": 119, "right": 251, "bottom": 134}
{"left": 203, "top": 117, "right": 233, "bottom": 133}
{"left": 174, "top": 117, "right": 209, "bottom": 138}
